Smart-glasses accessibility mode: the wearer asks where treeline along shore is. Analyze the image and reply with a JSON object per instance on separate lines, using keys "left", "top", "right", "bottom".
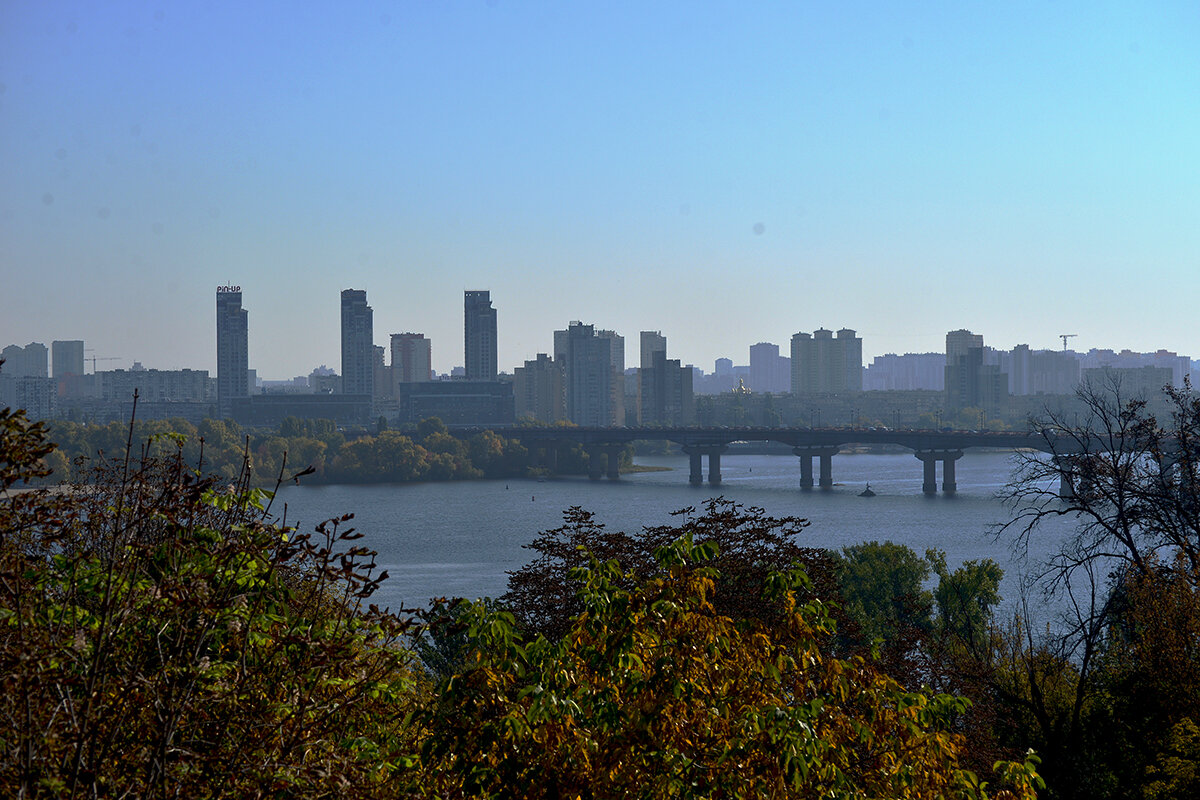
{"left": 36, "top": 416, "right": 616, "bottom": 486}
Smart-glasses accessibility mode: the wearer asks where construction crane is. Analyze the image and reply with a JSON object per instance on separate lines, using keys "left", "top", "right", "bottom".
{"left": 1059, "top": 334, "right": 1077, "bottom": 352}
{"left": 84, "top": 351, "right": 121, "bottom": 373}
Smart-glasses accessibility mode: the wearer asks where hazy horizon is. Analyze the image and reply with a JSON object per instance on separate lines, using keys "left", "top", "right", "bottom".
{"left": 3, "top": 1, "right": 1197, "bottom": 379}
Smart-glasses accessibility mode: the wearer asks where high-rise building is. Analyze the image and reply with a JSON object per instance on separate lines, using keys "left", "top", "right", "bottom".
{"left": 790, "top": 328, "right": 862, "bottom": 393}
{"left": 513, "top": 353, "right": 565, "bottom": 423}
{"left": 391, "top": 333, "right": 432, "bottom": 386}
{"left": 1005, "top": 345, "right": 1080, "bottom": 396}
{"left": 340, "top": 289, "right": 374, "bottom": 396}
{"left": 944, "top": 329, "right": 1007, "bottom": 414}
{"left": 637, "top": 332, "right": 694, "bottom": 425}
{"left": 464, "top": 290, "right": 497, "bottom": 381}
{"left": 640, "top": 331, "right": 666, "bottom": 371}
{"left": 596, "top": 329, "right": 625, "bottom": 425}
{"left": 216, "top": 287, "right": 248, "bottom": 418}
{"left": 863, "top": 353, "right": 945, "bottom": 391}
{"left": 639, "top": 331, "right": 667, "bottom": 422}
{"left": 562, "top": 322, "right": 615, "bottom": 426}
{"left": 749, "top": 342, "right": 791, "bottom": 393}
{"left": 372, "top": 345, "right": 389, "bottom": 400}
{"left": 52, "top": 340, "right": 85, "bottom": 379}
{"left": 2, "top": 343, "right": 46, "bottom": 378}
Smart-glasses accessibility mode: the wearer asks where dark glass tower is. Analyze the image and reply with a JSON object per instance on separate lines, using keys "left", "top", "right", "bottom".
{"left": 340, "top": 289, "right": 374, "bottom": 395}
{"left": 464, "top": 290, "right": 497, "bottom": 380}
{"left": 216, "top": 288, "right": 248, "bottom": 418}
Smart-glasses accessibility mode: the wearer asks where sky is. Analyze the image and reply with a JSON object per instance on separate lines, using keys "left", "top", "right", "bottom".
{"left": 2, "top": 0, "right": 1198, "bottom": 379}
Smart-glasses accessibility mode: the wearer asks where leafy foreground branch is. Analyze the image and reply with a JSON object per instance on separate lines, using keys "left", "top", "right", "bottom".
{"left": 1, "top": 405, "right": 1040, "bottom": 798}
{"left": 1, "top": 406, "right": 419, "bottom": 798}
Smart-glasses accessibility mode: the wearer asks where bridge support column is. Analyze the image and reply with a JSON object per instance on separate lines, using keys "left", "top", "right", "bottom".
{"left": 942, "top": 451, "right": 963, "bottom": 494}
{"left": 920, "top": 454, "right": 937, "bottom": 494}
{"left": 682, "top": 444, "right": 727, "bottom": 486}
{"left": 915, "top": 450, "right": 963, "bottom": 494}
{"left": 708, "top": 446, "right": 725, "bottom": 485}
{"left": 538, "top": 445, "right": 558, "bottom": 474}
{"left": 587, "top": 447, "right": 604, "bottom": 480}
{"left": 819, "top": 452, "right": 833, "bottom": 489}
{"left": 1053, "top": 456, "right": 1077, "bottom": 499}
{"left": 798, "top": 454, "right": 813, "bottom": 489}
{"left": 605, "top": 445, "right": 622, "bottom": 480}
{"left": 684, "top": 448, "right": 704, "bottom": 485}
{"left": 793, "top": 446, "right": 838, "bottom": 490}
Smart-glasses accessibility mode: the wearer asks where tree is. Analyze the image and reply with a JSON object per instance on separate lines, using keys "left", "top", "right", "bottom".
{"left": 1002, "top": 376, "right": 1200, "bottom": 594}
{"left": 0, "top": 407, "right": 421, "bottom": 798}
{"left": 987, "top": 377, "right": 1200, "bottom": 799}
{"left": 834, "top": 541, "right": 934, "bottom": 663}
{"left": 502, "top": 498, "right": 839, "bottom": 641}
{"left": 414, "top": 536, "right": 1043, "bottom": 799}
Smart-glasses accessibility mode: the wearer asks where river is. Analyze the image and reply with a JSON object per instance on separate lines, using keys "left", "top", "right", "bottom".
{"left": 275, "top": 450, "right": 1074, "bottom": 614}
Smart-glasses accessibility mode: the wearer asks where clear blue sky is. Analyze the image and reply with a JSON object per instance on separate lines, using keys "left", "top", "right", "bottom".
{"left": 2, "top": 0, "right": 1197, "bottom": 378}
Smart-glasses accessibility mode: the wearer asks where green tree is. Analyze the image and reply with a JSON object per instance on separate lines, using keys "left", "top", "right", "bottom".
{"left": 835, "top": 541, "right": 933, "bottom": 662}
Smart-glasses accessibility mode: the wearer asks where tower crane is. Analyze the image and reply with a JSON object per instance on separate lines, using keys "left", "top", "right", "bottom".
{"left": 84, "top": 351, "right": 122, "bottom": 373}
{"left": 1059, "top": 334, "right": 1077, "bottom": 352}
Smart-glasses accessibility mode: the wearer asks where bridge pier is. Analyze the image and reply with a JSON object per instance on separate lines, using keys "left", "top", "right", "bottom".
{"left": 915, "top": 450, "right": 963, "bottom": 495}
{"left": 605, "top": 445, "right": 621, "bottom": 480}
{"left": 1053, "top": 456, "right": 1075, "bottom": 500}
{"left": 688, "top": 449, "right": 703, "bottom": 485}
{"left": 682, "top": 445, "right": 727, "bottom": 485}
{"left": 586, "top": 445, "right": 623, "bottom": 480}
{"left": 537, "top": 445, "right": 558, "bottom": 474}
{"left": 793, "top": 446, "right": 839, "bottom": 490}
{"left": 587, "top": 447, "right": 604, "bottom": 480}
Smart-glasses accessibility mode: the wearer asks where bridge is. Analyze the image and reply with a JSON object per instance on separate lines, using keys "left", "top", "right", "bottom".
{"left": 473, "top": 426, "right": 1071, "bottom": 495}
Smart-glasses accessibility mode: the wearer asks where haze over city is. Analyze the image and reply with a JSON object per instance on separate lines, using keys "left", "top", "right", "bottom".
{"left": 2, "top": 1, "right": 1197, "bottom": 378}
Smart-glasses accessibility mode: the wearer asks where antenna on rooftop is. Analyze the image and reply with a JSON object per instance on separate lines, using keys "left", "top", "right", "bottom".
{"left": 1059, "top": 334, "right": 1077, "bottom": 352}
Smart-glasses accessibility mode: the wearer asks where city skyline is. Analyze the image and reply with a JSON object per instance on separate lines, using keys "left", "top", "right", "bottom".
{"left": 5, "top": 281, "right": 1199, "bottom": 383}
{"left": 3, "top": 2, "right": 1198, "bottom": 378}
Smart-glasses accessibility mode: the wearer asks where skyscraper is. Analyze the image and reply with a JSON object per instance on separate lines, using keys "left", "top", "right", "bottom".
{"left": 340, "top": 289, "right": 374, "bottom": 395}
{"left": 52, "top": 340, "right": 85, "bottom": 379}
{"left": 464, "top": 290, "right": 497, "bottom": 381}
{"left": 562, "top": 322, "right": 614, "bottom": 426}
{"left": 596, "top": 329, "right": 625, "bottom": 425}
{"left": 216, "top": 287, "right": 248, "bottom": 418}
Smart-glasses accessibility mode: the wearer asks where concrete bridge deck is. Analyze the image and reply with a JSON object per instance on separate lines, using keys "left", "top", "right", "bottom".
{"left": 459, "top": 425, "right": 1071, "bottom": 495}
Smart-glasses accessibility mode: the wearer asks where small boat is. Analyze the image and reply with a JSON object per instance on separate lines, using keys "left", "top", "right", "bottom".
{"left": 859, "top": 483, "right": 876, "bottom": 497}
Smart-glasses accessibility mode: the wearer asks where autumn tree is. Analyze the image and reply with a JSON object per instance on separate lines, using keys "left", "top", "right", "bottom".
{"left": 502, "top": 498, "right": 839, "bottom": 641}
{"left": 414, "top": 536, "right": 1042, "bottom": 798}
{"left": 0, "top": 405, "right": 421, "bottom": 799}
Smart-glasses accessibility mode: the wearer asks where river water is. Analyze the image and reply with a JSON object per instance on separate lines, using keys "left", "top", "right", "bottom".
{"left": 275, "top": 450, "right": 1073, "bottom": 614}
